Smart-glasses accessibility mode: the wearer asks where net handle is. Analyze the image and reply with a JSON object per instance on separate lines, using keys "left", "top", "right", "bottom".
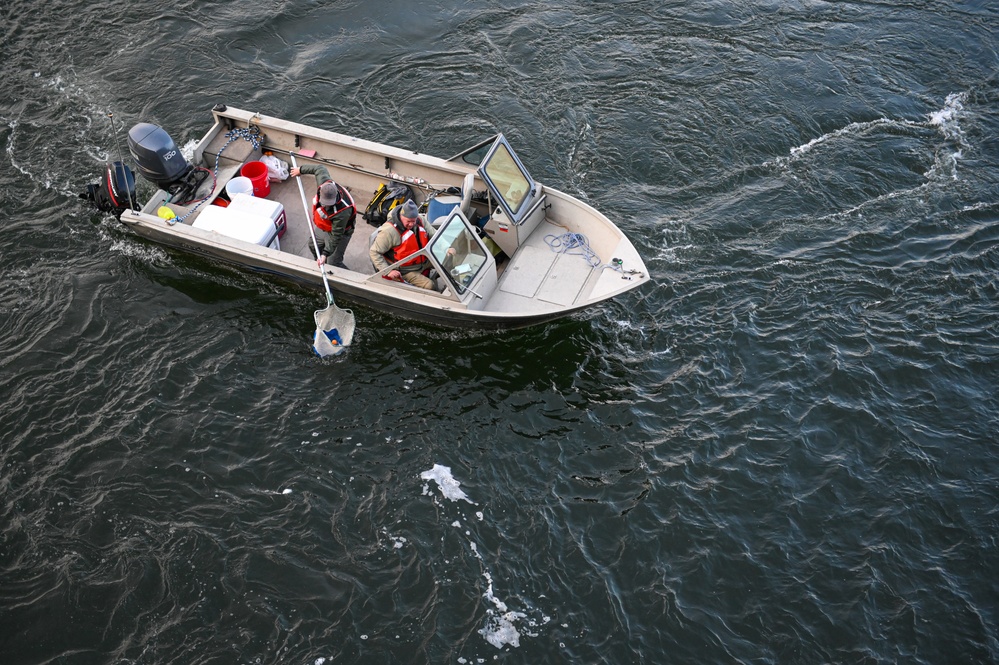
{"left": 290, "top": 153, "right": 334, "bottom": 306}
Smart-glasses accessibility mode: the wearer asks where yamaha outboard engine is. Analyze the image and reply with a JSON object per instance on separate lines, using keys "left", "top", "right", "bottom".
{"left": 127, "top": 122, "right": 207, "bottom": 202}
{"left": 79, "top": 161, "right": 137, "bottom": 217}
{"left": 127, "top": 122, "right": 191, "bottom": 189}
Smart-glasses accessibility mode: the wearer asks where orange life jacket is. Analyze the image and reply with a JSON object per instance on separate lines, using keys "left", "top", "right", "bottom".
{"left": 389, "top": 224, "right": 431, "bottom": 268}
{"left": 312, "top": 181, "right": 356, "bottom": 233}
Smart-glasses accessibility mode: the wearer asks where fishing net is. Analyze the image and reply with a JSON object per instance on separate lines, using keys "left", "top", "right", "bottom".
{"left": 312, "top": 303, "right": 355, "bottom": 357}
{"left": 289, "top": 152, "right": 356, "bottom": 358}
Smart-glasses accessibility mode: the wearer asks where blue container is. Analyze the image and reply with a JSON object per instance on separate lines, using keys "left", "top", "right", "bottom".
{"left": 427, "top": 195, "right": 461, "bottom": 225}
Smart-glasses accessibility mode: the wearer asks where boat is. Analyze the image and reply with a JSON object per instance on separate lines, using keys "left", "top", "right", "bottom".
{"left": 82, "top": 104, "right": 649, "bottom": 329}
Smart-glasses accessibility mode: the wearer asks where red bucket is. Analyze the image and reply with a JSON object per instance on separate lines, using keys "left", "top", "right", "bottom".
{"left": 240, "top": 160, "right": 270, "bottom": 198}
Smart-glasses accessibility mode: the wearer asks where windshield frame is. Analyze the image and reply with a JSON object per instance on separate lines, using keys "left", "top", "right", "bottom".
{"left": 476, "top": 134, "right": 536, "bottom": 224}
{"left": 428, "top": 210, "right": 492, "bottom": 297}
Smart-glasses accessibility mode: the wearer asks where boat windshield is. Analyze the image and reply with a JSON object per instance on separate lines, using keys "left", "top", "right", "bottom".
{"left": 477, "top": 134, "right": 536, "bottom": 223}
{"left": 430, "top": 214, "right": 489, "bottom": 295}
{"left": 447, "top": 135, "right": 497, "bottom": 167}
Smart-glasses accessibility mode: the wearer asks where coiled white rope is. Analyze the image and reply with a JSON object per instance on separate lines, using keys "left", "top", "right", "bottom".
{"left": 544, "top": 232, "right": 602, "bottom": 267}
{"left": 544, "top": 230, "right": 645, "bottom": 278}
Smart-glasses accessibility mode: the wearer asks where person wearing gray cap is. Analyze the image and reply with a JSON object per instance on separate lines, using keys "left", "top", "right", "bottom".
{"left": 290, "top": 163, "right": 355, "bottom": 269}
{"left": 369, "top": 199, "right": 437, "bottom": 289}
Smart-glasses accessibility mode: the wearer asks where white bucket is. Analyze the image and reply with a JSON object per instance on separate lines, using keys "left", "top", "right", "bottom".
{"left": 225, "top": 176, "right": 254, "bottom": 199}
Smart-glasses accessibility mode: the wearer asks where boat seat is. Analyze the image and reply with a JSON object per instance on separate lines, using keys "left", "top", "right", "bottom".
{"left": 460, "top": 172, "right": 474, "bottom": 215}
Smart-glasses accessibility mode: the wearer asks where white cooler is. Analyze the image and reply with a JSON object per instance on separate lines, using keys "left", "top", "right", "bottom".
{"left": 227, "top": 193, "right": 287, "bottom": 238}
{"left": 192, "top": 205, "right": 280, "bottom": 250}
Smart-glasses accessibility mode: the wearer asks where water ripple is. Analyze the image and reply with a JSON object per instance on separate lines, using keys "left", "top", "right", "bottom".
{"left": 2, "top": 0, "right": 999, "bottom": 663}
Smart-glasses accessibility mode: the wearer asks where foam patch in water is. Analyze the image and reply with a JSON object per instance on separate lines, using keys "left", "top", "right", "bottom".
{"left": 420, "top": 464, "right": 547, "bottom": 652}
{"left": 479, "top": 609, "right": 526, "bottom": 649}
{"left": 927, "top": 92, "right": 965, "bottom": 135}
{"left": 476, "top": 567, "right": 527, "bottom": 649}
{"left": 382, "top": 528, "right": 407, "bottom": 549}
{"left": 420, "top": 464, "right": 475, "bottom": 504}
{"left": 924, "top": 92, "right": 967, "bottom": 181}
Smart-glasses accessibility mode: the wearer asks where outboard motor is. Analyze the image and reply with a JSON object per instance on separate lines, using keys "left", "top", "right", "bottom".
{"left": 127, "top": 122, "right": 191, "bottom": 189}
{"left": 79, "top": 160, "right": 137, "bottom": 218}
{"left": 127, "top": 122, "right": 207, "bottom": 202}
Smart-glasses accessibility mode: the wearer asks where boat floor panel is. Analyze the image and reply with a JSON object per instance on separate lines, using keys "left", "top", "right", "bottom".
{"left": 498, "top": 244, "right": 553, "bottom": 298}
{"left": 264, "top": 175, "right": 376, "bottom": 275}
{"left": 536, "top": 253, "right": 592, "bottom": 306}
{"left": 488, "top": 221, "right": 594, "bottom": 311}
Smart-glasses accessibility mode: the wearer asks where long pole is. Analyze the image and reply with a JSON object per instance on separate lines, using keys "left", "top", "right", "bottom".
{"left": 290, "top": 154, "right": 334, "bottom": 306}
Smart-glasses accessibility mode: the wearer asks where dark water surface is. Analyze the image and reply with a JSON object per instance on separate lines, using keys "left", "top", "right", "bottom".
{"left": 2, "top": 1, "right": 998, "bottom": 663}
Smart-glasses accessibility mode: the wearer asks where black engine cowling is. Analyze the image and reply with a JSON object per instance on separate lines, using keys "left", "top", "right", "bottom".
{"left": 79, "top": 161, "right": 137, "bottom": 217}
{"left": 127, "top": 122, "right": 192, "bottom": 190}
{"left": 126, "top": 122, "right": 208, "bottom": 203}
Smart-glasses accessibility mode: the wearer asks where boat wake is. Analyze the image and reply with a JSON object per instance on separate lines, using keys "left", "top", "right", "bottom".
{"left": 757, "top": 92, "right": 973, "bottom": 225}
{"left": 4, "top": 70, "right": 125, "bottom": 201}
{"left": 769, "top": 92, "right": 969, "bottom": 181}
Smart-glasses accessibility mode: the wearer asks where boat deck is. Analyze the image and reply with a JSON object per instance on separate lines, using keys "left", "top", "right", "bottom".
{"left": 487, "top": 220, "right": 598, "bottom": 312}
{"left": 265, "top": 174, "right": 379, "bottom": 276}
{"left": 146, "top": 162, "right": 381, "bottom": 276}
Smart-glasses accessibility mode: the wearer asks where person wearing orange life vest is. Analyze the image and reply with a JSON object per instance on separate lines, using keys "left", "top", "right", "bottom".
{"left": 368, "top": 199, "right": 439, "bottom": 289}
{"left": 290, "top": 163, "right": 355, "bottom": 269}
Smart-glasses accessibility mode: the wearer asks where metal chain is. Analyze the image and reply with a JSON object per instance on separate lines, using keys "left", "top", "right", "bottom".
{"left": 168, "top": 126, "right": 262, "bottom": 225}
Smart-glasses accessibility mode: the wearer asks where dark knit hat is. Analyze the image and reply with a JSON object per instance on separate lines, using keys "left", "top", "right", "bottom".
{"left": 400, "top": 199, "right": 419, "bottom": 220}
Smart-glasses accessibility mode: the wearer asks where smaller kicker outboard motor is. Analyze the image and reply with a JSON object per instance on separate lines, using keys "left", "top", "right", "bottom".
{"left": 127, "top": 122, "right": 207, "bottom": 203}
{"left": 79, "top": 160, "right": 137, "bottom": 218}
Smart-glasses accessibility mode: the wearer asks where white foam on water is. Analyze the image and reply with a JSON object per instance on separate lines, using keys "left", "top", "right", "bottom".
{"left": 652, "top": 220, "right": 693, "bottom": 266}
{"left": 814, "top": 182, "right": 930, "bottom": 222}
{"left": 923, "top": 92, "right": 968, "bottom": 182}
{"left": 180, "top": 139, "right": 199, "bottom": 162}
{"left": 927, "top": 92, "right": 965, "bottom": 137}
{"left": 5, "top": 118, "right": 32, "bottom": 181}
{"left": 473, "top": 565, "right": 526, "bottom": 649}
{"left": 420, "top": 464, "right": 475, "bottom": 504}
{"left": 91, "top": 191, "right": 168, "bottom": 265}
{"left": 787, "top": 117, "right": 902, "bottom": 161}
{"left": 420, "top": 464, "right": 548, "bottom": 652}
{"left": 16, "top": 72, "right": 128, "bottom": 198}
{"left": 478, "top": 610, "right": 526, "bottom": 649}
{"left": 759, "top": 92, "right": 975, "bottom": 207}
{"left": 773, "top": 93, "right": 970, "bottom": 171}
